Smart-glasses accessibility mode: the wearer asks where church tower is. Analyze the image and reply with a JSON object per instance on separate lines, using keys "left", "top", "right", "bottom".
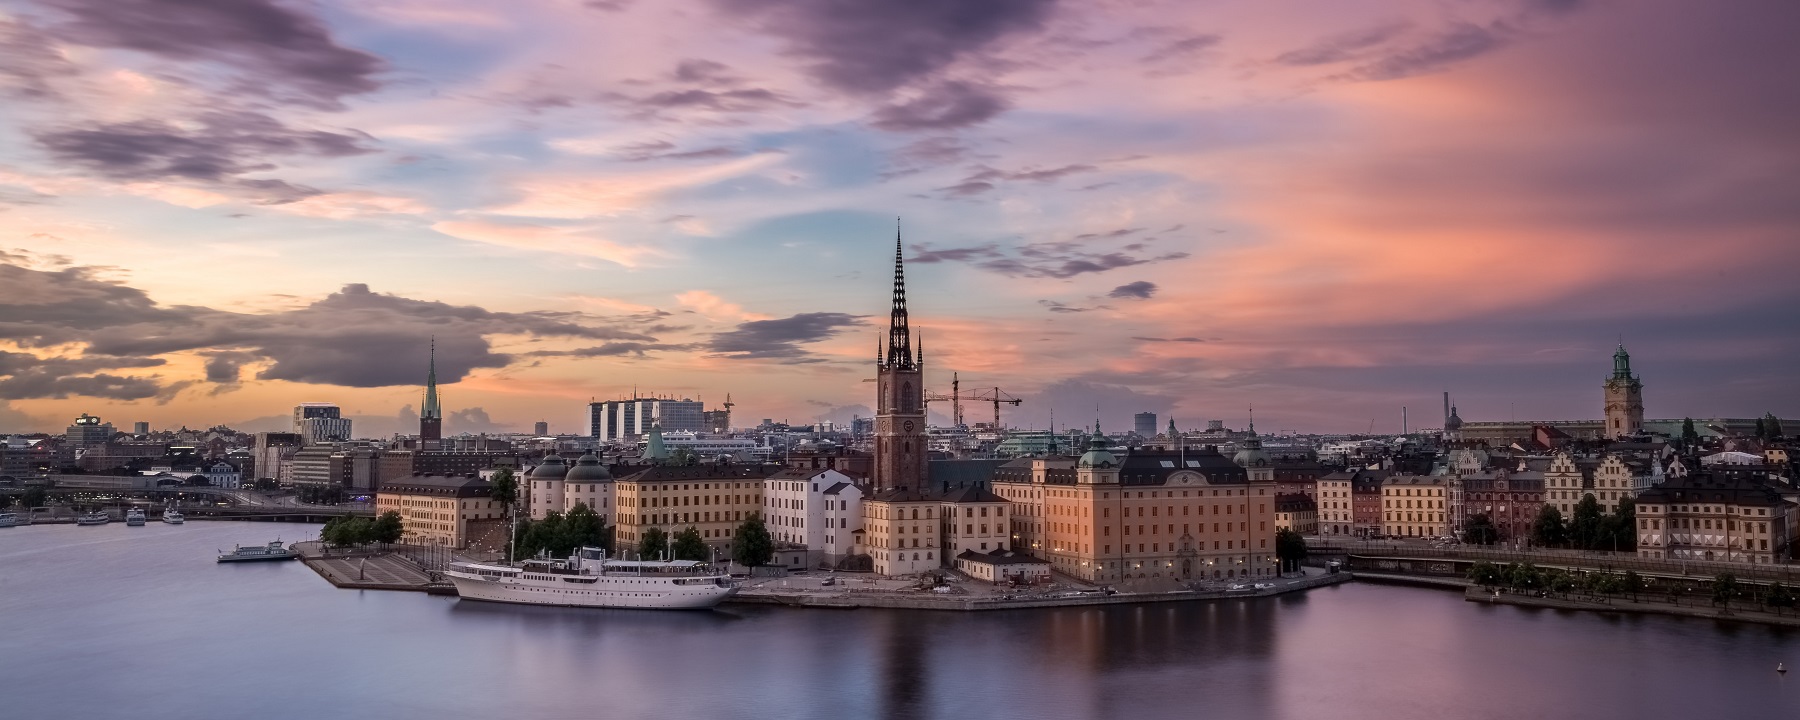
{"left": 421, "top": 339, "right": 443, "bottom": 450}
{"left": 1603, "top": 343, "right": 1644, "bottom": 439}
{"left": 874, "top": 228, "right": 926, "bottom": 493}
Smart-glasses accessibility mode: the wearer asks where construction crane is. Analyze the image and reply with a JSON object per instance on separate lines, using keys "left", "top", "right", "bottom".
{"left": 925, "top": 373, "right": 1022, "bottom": 429}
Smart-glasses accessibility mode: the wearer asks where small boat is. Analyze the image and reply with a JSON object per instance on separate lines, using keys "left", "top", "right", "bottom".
{"left": 1779, "top": 663, "right": 1787, "bottom": 674}
{"left": 161, "top": 507, "right": 185, "bottom": 524}
{"left": 125, "top": 508, "right": 146, "bottom": 526}
{"left": 0, "top": 512, "right": 17, "bottom": 528}
{"left": 76, "top": 511, "right": 110, "bottom": 526}
{"left": 217, "top": 541, "right": 296, "bottom": 563}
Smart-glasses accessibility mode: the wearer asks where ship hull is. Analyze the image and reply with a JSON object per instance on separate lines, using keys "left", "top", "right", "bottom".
{"left": 216, "top": 553, "right": 296, "bottom": 563}
{"left": 447, "top": 573, "right": 736, "bottom": 610}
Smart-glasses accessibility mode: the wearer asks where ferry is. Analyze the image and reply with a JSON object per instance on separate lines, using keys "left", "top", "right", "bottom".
{"left": 217, "top": 541, "right": 296, "bottom": 563}
{"left": 161, "top": 507, "right": 185, "bottom": 524}
{"left": 76, "top": 511, "right": 110, "bottom": 526}
{"left": 125, "top": 508, "right": 146, "bottom": 526}
{"left": 0, "top": 512, "right": 17, "bottom": 528}
{"left": 447, "top": 547, "right": 737, "bottom": 610}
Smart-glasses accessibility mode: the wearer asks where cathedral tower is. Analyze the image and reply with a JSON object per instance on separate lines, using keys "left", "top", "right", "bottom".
{"left": 874, "top": 228, "right": 926, "bottom": 493}
{"left": 1603, "top": 343, "right": 1644, "bottom": 439}
{"left": 421, "top": 339, "right": 443, "bottom": 449}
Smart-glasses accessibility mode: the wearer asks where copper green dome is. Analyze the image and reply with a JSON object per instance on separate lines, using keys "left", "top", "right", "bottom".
{"left": 529, "top": 453, "right": 569, "bottom": 479}
{"left": 1077, "top": 425, "right": 1116, "bottom": 469}
{"left": 565, "top": 452, "right": 611, "bottom": 482}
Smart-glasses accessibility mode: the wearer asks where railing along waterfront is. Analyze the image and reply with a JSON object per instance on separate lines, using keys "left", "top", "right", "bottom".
{"left": 1309, "top": 540, "right": 1800, "bottom": 585}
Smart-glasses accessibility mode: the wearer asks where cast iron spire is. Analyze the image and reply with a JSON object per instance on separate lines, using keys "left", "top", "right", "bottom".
{"left": 422, "top": 337, "right": 442, "bottom": 420}
{"left": 886, "top": 221, "right": 915, "bottom": 369}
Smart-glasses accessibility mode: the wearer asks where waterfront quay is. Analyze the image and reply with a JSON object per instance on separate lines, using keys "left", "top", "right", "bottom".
{"left": 732, "top": 567, "right": 1348, "bottom": 611}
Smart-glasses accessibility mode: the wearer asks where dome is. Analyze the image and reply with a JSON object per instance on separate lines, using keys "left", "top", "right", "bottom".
{"left": 1232, "top": 424, "right": 1271, "bottom": 467}
{"left": 1076, "top": 428, "right": 1116, "bottom": 469}
{"left": 565, "top": 452, "right": 611, "bottom": 482}
{"left": 529, "top": 453, "right": 570, "bottom": 479}
{"left": 1444, "top": 406, "right": 1464, "bottom": 432}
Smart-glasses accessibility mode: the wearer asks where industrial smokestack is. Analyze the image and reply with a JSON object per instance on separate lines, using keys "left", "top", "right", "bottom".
{"left": 1403, "top": 406, "right": 1408, "bottom": 436}
{"left": 1443, "top": 392, "right": 1450, "bottom": 425}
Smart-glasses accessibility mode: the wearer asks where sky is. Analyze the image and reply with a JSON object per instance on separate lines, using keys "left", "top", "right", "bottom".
{"left": 0, "top": 0, "right": 1797, "bottom": 436}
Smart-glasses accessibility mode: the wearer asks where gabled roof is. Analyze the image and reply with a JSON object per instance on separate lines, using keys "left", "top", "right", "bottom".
{"left": 939, "top": 485, "right": 1006, "bottom": 504}
{"left": 955, "top": 548, "right": 1049, "bottom": 566}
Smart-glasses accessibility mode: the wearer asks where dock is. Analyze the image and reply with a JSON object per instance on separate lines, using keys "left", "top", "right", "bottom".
{"left": 728, "top": 570, "right": 1352, "bottom": 611}
{"left": 293, "top": 542, "right": 455, "bottom": 594}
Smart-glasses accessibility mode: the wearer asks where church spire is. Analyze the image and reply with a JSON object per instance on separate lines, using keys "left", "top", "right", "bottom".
{"left": 885, "top": 219, "right": 914, "bottom": 369}
{"left": 422, "top": 337, "right": 442, "bottom": 420}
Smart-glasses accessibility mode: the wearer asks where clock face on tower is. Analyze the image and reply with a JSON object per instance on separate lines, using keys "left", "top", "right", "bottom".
{"left": 904, "top": 420, "right": 915, "bottom": 432}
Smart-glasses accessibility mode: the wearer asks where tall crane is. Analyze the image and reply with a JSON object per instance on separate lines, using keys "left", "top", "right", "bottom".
{"left": 925, "top": 373, "right": 1022, "bottom": 429}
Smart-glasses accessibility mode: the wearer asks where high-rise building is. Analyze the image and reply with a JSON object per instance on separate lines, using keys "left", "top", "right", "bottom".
{"left": 65, "top": 414, "right": 114, "bottom": 448}
{"left": 534, "top": 421, "right": 549, "bottom": 436}
{"left": 874, "top": 233, "right": 926, "bottom": 494}
{"left": 132, "top": 421, "right": 150, "bottom": 436}
{"left": 1133, "top": 412, "right": 1157, "bottom": 436}
{"left": 421, "top": 341, "right": 443, "bottom": 449}
{"left": 293, "top": 403, "right": 351, "bottom": 444}
{"left": 1604, "top": 344, "right": 1645, "bottom": 439}
{"left": 588, "top": 396, "right": 705, "bottom": 440}
{"left": 252, "top": 432, "right": 304, "bottom": 484}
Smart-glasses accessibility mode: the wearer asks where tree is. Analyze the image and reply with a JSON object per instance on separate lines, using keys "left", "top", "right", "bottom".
{"left": 1609, "top": 497, "right": 1637, "bottom": 552}
{"left": 518, "top": 511, "right": 566, "bottom": 559}
{"left": 1766, "top": 581, "right": 1796, "bottom": 616}
{"left": 1546, "top": 569, "right": 1577, "bottom": 596}
{"left": 638, "top": 527, "right": 669, "bottom": 560}
{"left": 0, "top": 494, "right": 12, "bottom": 510}
{"left": 1767, "top": 415, "right": 1785, "bottom": 440}
{"left": 731, "top": 513, "right": 774, "bottom": 571}
{"left": 1622, "top": 570, "right": 1646, "bottom": 601}
{"left": 1274, "top": 528, "right": 1309, "bottom": 573}
{"left": 1681, "top": 417, "right": 1699, "bottom": 449}
{"left": 489, "top": 468, "right": 519, "bottom": 515}
{"left": 1570, "top": 495, "right": 1604, "bottom": 550}
{"left": 1508, "top": 563, "right": 1543, "bottom": 592}
{"left": 22, "top": 486, "right": 47, "bottom": 509}
{"left": 1462, "top": 513, "right": 1500, "bottom": 545}
{"left": 372, "top": 510, "right": 405, "bottom": 547}
{"left": 671, "top": 526, "right": 709, "bottom": 562}
{"left": 1467, "top": 561, "right": 1503, "bottom": 589}
{"left": 1712, "top": 573, "right": 1738, "bottom": 611}
{"left": 565, "top": 502, "right": 611, "bottom": 553}
{"left": 1531, "top": 505, "right": 1568, "bottom": 547}
{"left": 322, "top": 516, "right": 375, "bottom": 548}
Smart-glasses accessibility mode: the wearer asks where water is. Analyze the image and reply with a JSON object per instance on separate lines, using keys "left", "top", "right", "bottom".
{"left": 3, "top": 522, "right": 1797, "bottom": 720}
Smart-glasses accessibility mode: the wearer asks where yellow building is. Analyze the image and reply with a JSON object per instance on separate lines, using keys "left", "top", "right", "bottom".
{"left": 1635, "top": 472, "right": 1796, "bottom": 563}
{"left": 862, "top": 490, "right": 942, "bottom": 575}
{"left": 376, "top": 475, "right": 502, "bottom": 548}
{"left": 1380, "top": 475, "right": 1448, "bottom": 539}
{"left": 612, "top": 464, "right": 779, "bottom": 556}
{"left": 1274, "top": 494, "right": 1318, "bottom": 535}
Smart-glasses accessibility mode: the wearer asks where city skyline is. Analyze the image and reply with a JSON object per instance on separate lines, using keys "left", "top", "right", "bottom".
{"left": 3, "top": 0, "right": 1799, "bottom": 434}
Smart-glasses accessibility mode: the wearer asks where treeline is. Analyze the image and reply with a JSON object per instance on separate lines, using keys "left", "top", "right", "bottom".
{"left": 510, "top": 502, "right": 612, "bottom": 560}
{"left": 504, "top": 508, "right": 779, "bottom": 571}
{"left": 321, "top": 511, "right": 404, "bottom": 548}
{"left": 1532, "top": 496, "right": 1635, "bottom": 551}
{"left": 1468, "top": 561, "right": 1800, "bottom": 614}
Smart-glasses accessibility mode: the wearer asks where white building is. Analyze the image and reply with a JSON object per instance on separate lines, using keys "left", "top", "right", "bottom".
{"left": 293, "top": 403, "right": 351, "bottom": 444}
{"left": 763, "top": 468, "right": 863, "bottom": 568}
{"left": 588, "top": 397, "right": 706, "bottom": 440}
{"left": 205, "top": 461, "right": 242, "bottom": 489}
{"left": 524, "top": 453, "right": 614, "bottom": 521}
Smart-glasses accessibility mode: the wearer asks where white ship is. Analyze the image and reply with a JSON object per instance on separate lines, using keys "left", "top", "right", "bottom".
{"left": 0, "top": 513, "right": 17, "bottom": 528}
{"left": 161, "top": 507, "right": 185, "bottom": 524}
{"left": 447, "top": 547, "right": 737, "bottom": 610}
{"left": 76, "top": 511, "right": 110, "bottom": 526}
{"left": 125, "top": 508, "right": 146, "bottom": 526}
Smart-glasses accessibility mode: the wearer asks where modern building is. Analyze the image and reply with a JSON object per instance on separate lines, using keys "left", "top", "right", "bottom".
{"left": 534, "top": 421, "right": 549, "bottom": 437}
{"left": 132, "top": 421, "right": 150, "bottom": 436}
{"left": 293, "top": 403, "right": 351, "bottom": 444}
{"left": 251, "top": 432, "right": 303, "bottom": 483}
{"left": 288, "top": 444, "right": 338, "bottom": 487}
{"left": 588, "top": 396, "right": 706, "bottom": 440}
{"left": 1134, "top": 412, "right": 1158, "bottom": 437}
{"left": 1635, "top": 472, "right": 1796, "bottom": 563}
{"left": 66, "top": 414, "right": 114, "bottom": 448}
{"left": 376, "top": 475, "right": 502, "bottom": 548}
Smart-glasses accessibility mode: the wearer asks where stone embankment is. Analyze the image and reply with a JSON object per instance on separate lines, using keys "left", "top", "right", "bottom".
{"left": 730, "top": 571, "right": 1351, "bottom": 611}
{"left": 1463, "top": 585, "right": 1800, "bottom": 627}
{"left": 294, "top": 541, "right": 454, "bottom": 594}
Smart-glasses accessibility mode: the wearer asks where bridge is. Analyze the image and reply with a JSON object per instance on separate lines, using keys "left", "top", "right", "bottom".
{"left": 1306, "top": 539, "right": 1800, "bottom": 587}
{"left": 4, "top": 484, "right": 373, "bottom": 523}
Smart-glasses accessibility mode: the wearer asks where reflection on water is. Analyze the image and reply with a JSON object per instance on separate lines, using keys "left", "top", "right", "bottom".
{"left": 4, "top": 523, "right": 1798, "bottom": 720}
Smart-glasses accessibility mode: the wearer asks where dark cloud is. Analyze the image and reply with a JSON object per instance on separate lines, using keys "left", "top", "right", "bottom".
{"left": 634, "top": 87, "right": 802, "bottom": 112}
{"left": 0, "top": 19, "right": 77, "bottom": 99}
{"left": 935, "top": 162, "right": 1097, "bottom": 196}
{"left": 43, "top": 0, "right": 383, "bottom": 108}
{"left": 910, "top": 237, "right": 1187, "bottom": 279}
{"left": 1076, "top": 228, "right": 1142, "bottom": 239}
{"left": 613, "top": 140, "right": 740, "bottom": 162}
{"left": 1345, "top": 23, "right": 1506, "bottom": 81}
{"left": 870, "top": 80, "right": 1011, "bottom": 131}
{"left": 1273, "top": 23, "right": 1410, "bottom": 66}
{"left": 1108, "top": 281, "right": 1157, "bottom": 299}
{"left": 707, "top": 312, "right": 865, "bottom": 361}
{"left": 908, "top": 244, "right": 1002, "bottom": 264}
{"left": 0, "top": 350, "right": 167, "bottom": 400}
{"left": 0, "top": 260, "right": 668, "bottom": 396}
{"left": 1141, "top": 34, "right": 1221, "bottom": 64}
{"left": 524, "top": 343, "right": 691, "bottom": 358}
{"left": 709, "top": 0, "right": 1058, "bottom": 94}
{"left": 1038, "top": 300, "right": 1095, "bottom": 313}
{"left": 671, "top": 59, "right": 737, "bottom": 84}
{"left": 33, "top": 111, "right": 373, "bottom": 202}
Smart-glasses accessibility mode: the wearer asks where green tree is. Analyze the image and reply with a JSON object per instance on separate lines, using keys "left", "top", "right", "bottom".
{"left": 1570, "top": 495, "right": 1604, "bottom": 550}
{"left": 565, "top": 502, "right": 611, "bottom": 553}
{"left": 1462, "top": 513, "right": 1500, "bottom": 545}
{"left": 1508, "top": 563, "right": 1543, "bottom": 592}
{"left": 671, "top": 526, "right": 709, "bottom": 561}
{"left": 1531, "top": 505, "right": 1568, "bottom": 547}
{"left": 638, "top": 526, "right": 669, "bottom": 560}
{"left": 1546, "top": 569, "right": 1577, "bottom": 596}
{"left": 321, "top": 516, "right": 375, "bottom": 548}
{"left": 1755, "top": 418, "right": 1767, "bottom": 440}
{"left": 1622, "top": 570, "right": 1646, "bottom": 601}
{"left": 1275, "top": 528, "right": 1308, "bottom": 573}
{"left": 1766, "top": 581, "right": 1796, "bottom": 616}
{"left": 22, "top": 486, "right": 47, "bottom": 508}
{"left": 1467, "top": 561, "right": 1503, "bottom": 589}
{"left": 731, "top": 513, "right": 774, "bottom": 571}
{"left": 489, "top": 467, "right": 519, "bottom": 515}
{"left": 372, "top": 510, "right": 405, "bottom": 547}
{"left": 1767, "top": 414, "right": 1785, "bottom": 440}
{"left": 1712, "top": 573, "right": 1738, "bottom": 611}
{"left": 1681, "top": 417, "right": 1699, "bottom": 449}
{"left": 1610, "top": 497, "right": 1637, "bottom": 552}
{"left": 519, "top": 511, "right": 566, "bottom": 559}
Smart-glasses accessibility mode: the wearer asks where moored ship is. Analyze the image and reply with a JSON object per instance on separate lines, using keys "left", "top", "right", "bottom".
{"left": 217, "top": 541, "right": 295, "bottom": 563}
{"left": 161, "top": 506, "right": 185, "bottom": 524}
{"left": 447, "top": 547, "right": 736, "bottom": 610}
{"left": 75, "top": 511, "right": 110, "bottom": 526}
{"left": 125, "top": 508, "right": 146, "bottom": 526}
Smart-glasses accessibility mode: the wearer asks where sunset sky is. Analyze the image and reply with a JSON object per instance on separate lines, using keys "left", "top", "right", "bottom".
{"left": 1, "top": 0, "right": 1796, "bottom": 436}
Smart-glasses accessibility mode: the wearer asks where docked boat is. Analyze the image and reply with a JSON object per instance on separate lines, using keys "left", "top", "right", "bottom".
{"left": 0, "top": 512, "right": 17, "bottom": 528}
{"left": 447, "top": 547, "right": 737, "bottom": 610}
{"left": 161, "top": 507, "right": 185, "bottom": 524}
{"left": 125, "top": 508, "right": 146, "bottom": 526}
{"left": 75, "top": 511, "right": 110, "bottom": 526}
{"left": 217, "top": 541, "right": 296, "bottom": 563}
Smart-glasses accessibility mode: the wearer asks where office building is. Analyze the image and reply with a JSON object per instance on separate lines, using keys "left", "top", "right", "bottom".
{"left": 293, "top": 403, "right": 351, "bottom": 444}
{"left": 588, "top": 396, "right": 707, "bottom": 440}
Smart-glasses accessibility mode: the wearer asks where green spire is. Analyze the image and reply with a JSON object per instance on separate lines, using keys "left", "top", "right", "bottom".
{"left": 1612, "top": 343, "right": 1634, "bottom": 380}
{"left": 422, "top": 338, "right": 442, "bottom": 420}
{"left": 646, "top": 423, "right": 669, "bottom": 462}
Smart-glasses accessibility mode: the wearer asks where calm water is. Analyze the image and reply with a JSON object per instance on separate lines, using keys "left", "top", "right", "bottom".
{"left": 3, "top": 522, "right": 1798, "bottom": 720}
